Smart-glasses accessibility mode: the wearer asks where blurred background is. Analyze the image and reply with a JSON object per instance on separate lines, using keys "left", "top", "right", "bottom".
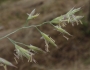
{"left": 0, "top": 0, "right": 90, "bottom": 70}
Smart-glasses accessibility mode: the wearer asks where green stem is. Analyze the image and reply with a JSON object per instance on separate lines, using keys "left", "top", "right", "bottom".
{"left": 4, "top": 65, "right": 7, "bottom": 70}
{"left": 15, "top": 41, "right": 29, "bottom": 47}
{"left": 0, "top": 27, "right": 23, "bottom": 40}
{"left": 7, "top": 37, "right": 16, "bottom": 45}
{"left": 35, "top": 27, "right": 41, "bottom": 33}
{"left": 7, "top": 37, "right": 30, "bottom": 47}
{"left": 50, "top": 23, "right": 54, "bottom": 26}
{"left": 24, "top": 19, "right": 29, "bottom": 27}
{"left": 0, "top": 21, "right": 49, "bottom": 40}
{"left": 49, "top": 22, "right": 56, "bottom": 27}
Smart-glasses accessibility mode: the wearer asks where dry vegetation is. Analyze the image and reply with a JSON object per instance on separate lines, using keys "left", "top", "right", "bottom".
{"left": 0, "top": 0, "right": 90, "bottom": 70}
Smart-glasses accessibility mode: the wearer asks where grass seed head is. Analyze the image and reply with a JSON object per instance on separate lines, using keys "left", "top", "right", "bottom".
{"left": 0, "top": 57, "right": 16, "bottom": 67}
{"left": 28, "top": 45, "right": 45, "bottom": 53}
{"left": 40, "top": 32, "right": 58, "bottom": 51}
{"left": 50, "top": 8, "right": 83, "bottom": 26}
{"left": 14, "top": 44, "right": 34, "bottom": 62}
{"left": 27, "top": 9, "right": 39, "bottom": 20}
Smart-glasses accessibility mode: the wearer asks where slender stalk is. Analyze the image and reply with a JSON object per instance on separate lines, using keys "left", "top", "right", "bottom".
{"left": 7, "top": 37, "right": 16, "bottom": 45}
{"left": 0, "top": 21, "right": 49, "bottom": 40}
{"left": 23, "top": 19, "right": 29, "bottom": 27}
{"left": 7, "top": 37, "right": 28, "bottom": 47}
{"left": 35, "top": 26, "right": 41, "bottom": 33}
{"left": 4, "top": 65, "right": 7, "bottom": 70}
{"left": 14, "top": 41, "right": 29, "bottom": 47}
{"left": 50, "top": 22, "right": 55, "bottom": 27}
{"left": 0, "top": 27, "right": 23, "bottom": 40}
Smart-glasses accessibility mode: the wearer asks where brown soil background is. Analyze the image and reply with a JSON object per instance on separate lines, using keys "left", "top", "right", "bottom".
{"left": 0, "top": 0, "right": 90, "bottom": 70}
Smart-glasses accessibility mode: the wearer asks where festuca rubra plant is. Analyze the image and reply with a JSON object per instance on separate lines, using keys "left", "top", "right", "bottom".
{"left": 0, "top": 7, "right": 83, "bottom": 70}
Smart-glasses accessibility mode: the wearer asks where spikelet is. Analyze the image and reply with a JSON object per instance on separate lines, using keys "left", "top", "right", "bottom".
{"left": 40, "top": 32, "right": 57, "bottom": 52}
{"left": 54, "top": 26, "right": 72, "bottom": 36}
{"left": 0, "top": 57, "right": 16, "bottom": 67}
{"left": 27, "top": 45, "right": 45, "bottom": 53}
{"left": 50, "top": 8, "right": 83, "bottom": 26}
{"left": 27, "top": 9, "right": 39, "bottom": 20}
{"left": 14, "top": 44, "right": 34, "bottom": 62}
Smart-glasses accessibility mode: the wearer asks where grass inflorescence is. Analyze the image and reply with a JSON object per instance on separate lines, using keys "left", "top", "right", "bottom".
{"left": 0, "top": 7, "right": 83, "bottom": 70}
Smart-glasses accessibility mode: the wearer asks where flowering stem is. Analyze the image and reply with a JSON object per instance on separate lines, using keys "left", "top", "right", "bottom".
{"left": 23, "top": 19, "right": 29, "bottom": 27}
{"left": 4, "top": 65, "right": 7, "bottom": 70}
{"left": 35, "top": 26, "right": 41, "bottom": 33}
{"left": 14, "top": 41, "right": 29, "bottom": 47}
{"left": 0, "top": 27, "right": 23, "bottom": 40}
{"left": 7, "top": 37, "right": 29, "bottom": 47}
{"left": 0, "top": 21, "right": 49, "bottom": 40}
{"left": 50, "top": 22, "right": 55, "bottom": 27}
{"left": 7, "top": 37, "right": 16, "bottom": 45}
